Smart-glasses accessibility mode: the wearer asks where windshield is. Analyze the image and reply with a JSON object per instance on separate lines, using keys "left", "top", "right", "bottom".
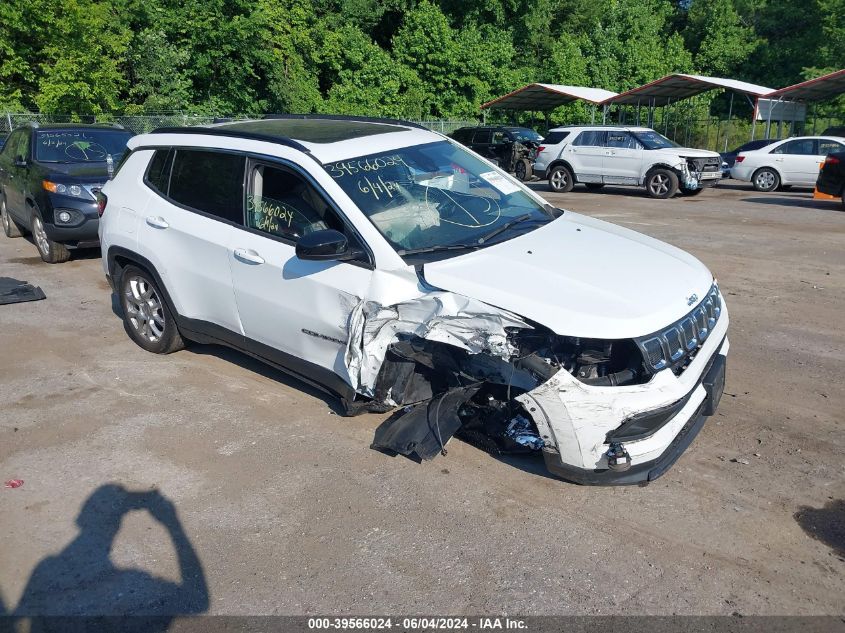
{"left": 35, "top": 129, "right": 133, "bottom": 163}
{"left": 509, "top": 128, "right": 542, "bottom": 142}
{"left": 324, "top": 141, "right": 553, "bottom": 257}
{"left": 632, "top": 130, "right": 679, "bottom": 150}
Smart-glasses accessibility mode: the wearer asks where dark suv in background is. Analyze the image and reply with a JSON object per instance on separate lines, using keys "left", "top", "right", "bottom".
{"left": 0, "top": 123, "right": 134, "bottom": 262}
{"left": 449, "top": 125, "right": 542, "bottom": 181}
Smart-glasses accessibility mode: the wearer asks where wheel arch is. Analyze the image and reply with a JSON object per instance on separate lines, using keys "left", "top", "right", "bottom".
{"left": 107, "top": 246, "right": 181, "bottom": 322}
{"left": 642, "top": 162, "right": 681, "bottom": 185}
{"left": 752, "top": 164, "right": 784, "bottom": 183}
{"left": 547, "top": 159, "right": 576, "bottom": 181}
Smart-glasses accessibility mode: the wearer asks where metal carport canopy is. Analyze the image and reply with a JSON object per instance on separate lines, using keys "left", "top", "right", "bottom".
{"left": 764, "top": 68, "right": 845, "bottom": 102}
{"left": 481, "top": 84, "right": 619, "bottom": 110}
{"left": 603, "top": 74, "right": 774, "bottom": 105}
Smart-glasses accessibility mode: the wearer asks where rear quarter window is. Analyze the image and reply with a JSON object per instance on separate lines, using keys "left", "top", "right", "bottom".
{"left": 542, "top": 131, "right": 570, "bottom": 145}
{"left": 144, "top": 148, "right": 174, "bottom": 194}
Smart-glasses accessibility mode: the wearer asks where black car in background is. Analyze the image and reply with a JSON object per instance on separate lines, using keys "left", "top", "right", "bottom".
{"left": 815, "top": 151, "right": 845, "bottom": 207}
{"left": 0, "top": 134, "right": 6, "bottom": 150}
{"left": 720, "top": 139, "right": 776, "bottom": 176}
{"left": 449, "top": 125, "right": 543, "bottom": 181}
{"left": 0, "top": 123, "right": 133, "bottom": 262}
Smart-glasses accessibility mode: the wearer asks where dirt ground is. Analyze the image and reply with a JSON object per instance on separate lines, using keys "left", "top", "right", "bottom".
{"left": 0, "top": 181, "right": 843, "bottom": 617}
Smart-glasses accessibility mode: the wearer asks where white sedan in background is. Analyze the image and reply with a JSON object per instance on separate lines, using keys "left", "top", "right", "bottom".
{"left": 730, "top": 135, "right": 845, "bottom": 191}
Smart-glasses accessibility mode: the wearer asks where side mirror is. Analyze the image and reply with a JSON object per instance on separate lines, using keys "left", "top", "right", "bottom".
{"left": 14, "top": 155, "right": 27, "bottom": 168}
{"left": 296, "top": 229, "right": 360, "bottom": 262}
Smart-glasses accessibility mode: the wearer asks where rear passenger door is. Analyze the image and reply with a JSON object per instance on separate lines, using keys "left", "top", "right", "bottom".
{"left": 139, "top": 148, "right": 244, "bottom": 338}
{"left": 228, "top": 158, "right": 373, "bottom": 390}
{"left": 771, "top": 139, "right": 820, "bottom": 185}
{"left": 565, "top": 130, "right": 606, "bottom": 183}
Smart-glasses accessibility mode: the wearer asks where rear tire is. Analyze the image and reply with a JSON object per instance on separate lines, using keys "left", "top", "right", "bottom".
{"left": 1, "top": 197, "right": 24, "bottom": 238}
{"left": 752, "top": 167, "right": 780, "bottom": 192}
{"left": 646, "top": 168, "right": 679, "bottom": 199}
{"left": 548, "top": 165, "right": 574, "bottom": 193}
{"left": 31, "top": 212, "right": 70, "bottom": 263}
{"left": 514, "top": 158, "right": 531, "bottom": 182}
{"left": 119, "top": 265, "right": 184, "bottom": 354}
{"left": 584, "top": 183, "right": 604, "bottom": 191}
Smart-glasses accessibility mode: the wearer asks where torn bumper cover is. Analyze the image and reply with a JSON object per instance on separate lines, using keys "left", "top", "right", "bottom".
{"left": 517, "top": 313, "right": 729, "bottom": 485}
{"left": 359, "top": 286, "right": 729, "bottom": 486}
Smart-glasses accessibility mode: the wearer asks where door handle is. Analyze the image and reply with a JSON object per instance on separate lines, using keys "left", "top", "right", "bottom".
{"left": 233, "top": 248, "right": 265, "bottom": 265}
{"left": 145, "top": 216, "right": 169, "bottom": 229}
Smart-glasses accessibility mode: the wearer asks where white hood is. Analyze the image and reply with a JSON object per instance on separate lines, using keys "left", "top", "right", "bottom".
{"left": 422, "top": 212, "right": 714, "bottom": 339}
{"left": 671, "top": 148, "right": 721, "bottom": 159}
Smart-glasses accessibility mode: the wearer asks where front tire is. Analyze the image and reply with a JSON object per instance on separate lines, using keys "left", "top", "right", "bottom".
{"left": 119, "top": 265, "right": 184, "bottom": 354}
{"left": 752, "top": 167, "right": 780, "bottom": 192}
{"left": 548, "top": 165, "right": 574, "bottom": 193}
{"left": 32, "top": 213, "right": 70, "bottom": 263}
{"left": 646, "top": 168, "right": 679, "bottom": 199}
{"left": 2, "top": 197, "right": 24, "bottom": 238}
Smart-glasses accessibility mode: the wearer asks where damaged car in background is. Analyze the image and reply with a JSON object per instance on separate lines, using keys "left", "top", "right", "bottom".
{"left": 99, "top": 116, "right": 729, "bottom": 485}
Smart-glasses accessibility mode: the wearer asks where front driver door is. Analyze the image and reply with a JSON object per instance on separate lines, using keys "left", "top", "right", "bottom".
{"left": 228, "top": 158, "right": 373, "bottom": 391}
{"left": 602, "top": 131, "right": 643, "bottom": 184}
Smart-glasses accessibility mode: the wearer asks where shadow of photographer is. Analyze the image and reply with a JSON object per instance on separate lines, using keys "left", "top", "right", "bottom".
{"left": 8, "top": 484, "right": 209, "bottom": 632}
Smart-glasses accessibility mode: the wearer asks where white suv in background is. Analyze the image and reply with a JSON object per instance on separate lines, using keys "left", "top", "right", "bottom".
{"left": 98, "top": 115, "right": 728, "bottom": 485}
{"left": 729, "top": 135, "right": 845, "bottom": 191}
{"left": 534, "top": 126, "right": 723, "bottom": 198}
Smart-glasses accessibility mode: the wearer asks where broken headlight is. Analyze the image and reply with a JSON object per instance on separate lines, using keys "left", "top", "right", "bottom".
{"left": 635, "top": 284, "right": 722, "bottom": 374}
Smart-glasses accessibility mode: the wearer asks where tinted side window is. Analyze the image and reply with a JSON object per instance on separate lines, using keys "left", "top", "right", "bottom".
{"left": 472, "top": 130, "right": 492, "bottom": 144}
{"left": 573, "top": 130, "right": 605, "bottom": 146}
{"left": 145, "top": 148, "right": 174, "bottom": 194}
{"left": 169, "top": 149, "right": 245, "bottom": 223}
{"left": 774, "top": 139, "right": 816, "bottom": 155}
{"left": 543, "top": 131, "right": 570, "bottom": 145}
{"left": 491, "top": 131, "right": 507, "bottom": 145}
{"left": 452, "top": 129, "right": 471, "bottom": 142}
{"left": 819, "top": 140, "right": 844, "bottom": 156}
{"left": 606, "top": 132, "right": 640, "bottom": 149}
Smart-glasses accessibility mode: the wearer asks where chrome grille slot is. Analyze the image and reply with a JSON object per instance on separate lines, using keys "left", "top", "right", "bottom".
{"left": 635, "top": 284, "right": 723, "bottom": 374}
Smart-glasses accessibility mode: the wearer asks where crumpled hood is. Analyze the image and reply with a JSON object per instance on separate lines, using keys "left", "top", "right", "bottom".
{"left": 422, "top": 212, "right": 714, "bottom": 339}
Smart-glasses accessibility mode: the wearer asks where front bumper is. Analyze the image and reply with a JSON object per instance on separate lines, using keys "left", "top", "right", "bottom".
{"left": 517, "top": 301, "right": 729, "bottom": 485}
{"left": 42, "top": 199, "right": 100, "bottom": 246}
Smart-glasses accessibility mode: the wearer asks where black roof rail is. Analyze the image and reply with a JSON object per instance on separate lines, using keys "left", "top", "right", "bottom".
{"left": 260, "top": 113, "right": 429, "bottom": 131}
{"left": 149, "top": 125, "right": 311, "bottom": 154}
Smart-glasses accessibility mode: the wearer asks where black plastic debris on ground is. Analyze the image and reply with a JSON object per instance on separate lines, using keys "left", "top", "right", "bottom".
{"left": 0, "top": 277, "right": 46, "bottom": 305}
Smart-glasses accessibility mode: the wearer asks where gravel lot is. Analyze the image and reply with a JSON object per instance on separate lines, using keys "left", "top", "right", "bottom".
{"left": 0, "top": 182, "right": 843, "bottom": 617}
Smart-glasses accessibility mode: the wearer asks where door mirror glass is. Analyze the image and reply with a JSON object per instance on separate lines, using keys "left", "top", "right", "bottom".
{"left": 296, "top": 229, "right": 358, "bottom": 261}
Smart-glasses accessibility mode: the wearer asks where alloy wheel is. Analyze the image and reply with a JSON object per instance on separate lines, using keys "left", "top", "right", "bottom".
{"left": 649, "top": 174, "right": 670, "bottom": 196}
{"left": 32, "top": 216, "right": 51, "bottom": 256}
{"left": 123, "top": 274, "right": 166, "bottom": 343}
{"left": 755, "top": 170, "right": 776, "bottom": 190}
{"left": 550, "top": 169, "right": 567, "bottom": 189}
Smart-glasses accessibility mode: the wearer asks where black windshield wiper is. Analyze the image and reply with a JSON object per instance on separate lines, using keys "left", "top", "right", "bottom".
{"left": 397, "top": 243, "right": 481, "bottom": 256}
{"left": 475, "top": 213, "right": 543, "bottom": 244}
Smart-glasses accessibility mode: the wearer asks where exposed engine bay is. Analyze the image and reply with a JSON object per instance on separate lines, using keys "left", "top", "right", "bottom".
{"left": 358, "top": 314, "right": 650, "bottom": 462}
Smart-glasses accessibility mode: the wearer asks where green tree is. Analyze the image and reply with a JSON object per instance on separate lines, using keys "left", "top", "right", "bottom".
{"left": 682, "top": 0, "right": 759, "bottom": 75}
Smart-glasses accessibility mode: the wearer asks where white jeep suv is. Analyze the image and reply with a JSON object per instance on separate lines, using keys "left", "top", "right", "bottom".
{"left": 534, "top": 126, "right": 723, "bottom": 198}
{"left": 99, "top": 116, "right": 729, "bottom": 485}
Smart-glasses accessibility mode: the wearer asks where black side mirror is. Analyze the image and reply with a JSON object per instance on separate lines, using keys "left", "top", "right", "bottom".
{"left": 296, "top": 229, "right": 361, "bottom": 262}
{"left": 14, "top": 155, "right": 27, "bottom": 168}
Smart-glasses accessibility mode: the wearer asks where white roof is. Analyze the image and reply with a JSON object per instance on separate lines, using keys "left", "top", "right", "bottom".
{"left": 603, "top": 74, "right": 774, "bottom": 105}
{"left": 482, "top": 84, "right": 619, "bottom": 110}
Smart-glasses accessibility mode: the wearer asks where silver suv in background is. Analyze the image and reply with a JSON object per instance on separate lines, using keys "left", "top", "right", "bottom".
{"left": 534, "top": 126, "right": 722, "bottom": 198}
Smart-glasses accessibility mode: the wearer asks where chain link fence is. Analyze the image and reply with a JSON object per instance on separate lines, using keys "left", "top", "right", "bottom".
{"left": 0, "top": 112, "right": 479, "bottom": 136}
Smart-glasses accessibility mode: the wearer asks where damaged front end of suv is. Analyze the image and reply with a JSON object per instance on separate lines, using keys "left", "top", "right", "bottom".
{"left": 348, "top": 283, "right": 728, "bottom": 486}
